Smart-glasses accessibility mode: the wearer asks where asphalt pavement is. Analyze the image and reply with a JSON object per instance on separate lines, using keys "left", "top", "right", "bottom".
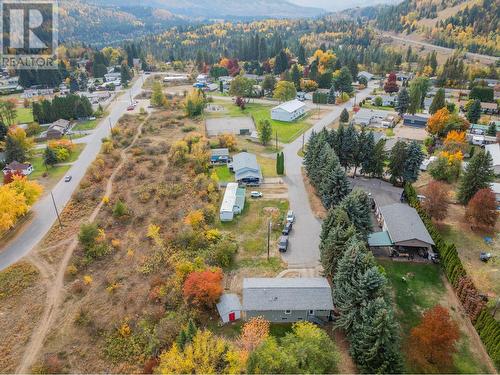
{"left": 0, "top": 76, "right": 145, "bottom": 271}
{"left": 280, "top": 84, "right": 375, "bottom": 269}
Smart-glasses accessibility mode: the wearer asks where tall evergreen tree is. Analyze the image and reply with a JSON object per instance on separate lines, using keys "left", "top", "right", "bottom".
{"left": 333, "top": 240, "right": 385, "bottom": 330}
{"left": 457, "top": 149, "right": 495, "bottom": 204}
{"left": 340, "top": 108, "right": 349, "bottom": 123}
{"left": 350, "top": 297, "right": 404, "bottom": 374}
{"left": 360, "top": 131, "right": 376, "bottom": 176}
{"left": 339, "top": 123, "right": 357, "bottom": 171}
{"left": 320, "top": 209, "right": 358, "bottom": 277}
{"left": 335, "top": 67, "right": 353, "bottom": 94}
{"left": 297, "top": 45, "right": 306, "bottom": 65}
{"left": 388, "top": 140, "right": 407, "bottom": 185}
{"left": 320, "top": 157, "right": 351, "bottom": 209}
{"left": 339, "top": 189, "right": 372, "bottom": 237}
{"left": 43, "top": 147, "right": 58, "bottom": 167}
{"left": 5, "top": 133, "right": 27, "bottom": 163}
{"left": 0, "top": 122, "right": 7, "bottom": 142}
{"left": 403, "top": 141, "right": 425, "bottom": 183}
{"left": 466, "top": 99, "right": 481, "bottom": 123}
{"left": 396, "top": 87, "right": 410, "bottom": 116}
{"left": 327, "top": 86, "right": 336, "bottom": 104}
{"left": 429, "top": 88, "right": 445, "bottom": 114}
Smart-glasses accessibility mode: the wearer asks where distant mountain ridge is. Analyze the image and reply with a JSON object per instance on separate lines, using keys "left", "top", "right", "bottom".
{"left": 85, "top": 0, "right": 325, "bottom": 19}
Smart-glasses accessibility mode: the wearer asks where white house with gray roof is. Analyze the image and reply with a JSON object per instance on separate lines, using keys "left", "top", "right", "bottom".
{"left": 242, "top": 278, "right": 333, "bottom": 323}
{"left": 230, "top": 152, "right": 262, "bottom": 186}
{"left": 271, "top": 99, "right": 306, "bottom": 122}
{"left": 485, "top": 143, "right": 500, "bottom": 174}
{"left": 372, "top": 203, "right": 435, "bottom": 251}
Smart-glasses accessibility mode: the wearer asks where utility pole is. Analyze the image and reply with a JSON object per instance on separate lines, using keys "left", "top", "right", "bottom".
{"left": 108, "top": 117, "right": 113, "bottom": 133}
{"left": 50, "top": 191, "right": 63, "bottom": 229}
{"left": 267, "top": 220, "right": 271, "bottom": 261}
{"left": 302, "top": 132, "right": 305, "bottom": 153}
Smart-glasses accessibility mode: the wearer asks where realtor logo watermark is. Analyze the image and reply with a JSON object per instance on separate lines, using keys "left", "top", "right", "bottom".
{"left": 1, "top": 0, "right": 58, "bottom": 69}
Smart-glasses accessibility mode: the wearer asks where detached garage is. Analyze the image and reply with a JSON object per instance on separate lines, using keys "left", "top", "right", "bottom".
{"left": 271, "top": 99, "right": 306, "bottom": 122}
{"left": 217, "top": 294, "right": 242, "bottom": 324}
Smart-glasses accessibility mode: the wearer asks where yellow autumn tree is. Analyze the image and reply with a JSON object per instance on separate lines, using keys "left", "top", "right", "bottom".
{"left": 0, "top": 185, "right": 28, "bottom": 232}
{"left": 426, "top": 108, "right": 450, "bottom": 137}
{"left": 156, "top": 330, "right": 244, "bottom": 374}
{"left": 443, "top": 130, "right": 467, "bottom": 152}
{"left": 8, "top": 174, "right": 43, "bottom": 205}
{"left": 184, "top": 210, "right": 205, "bottom": 229}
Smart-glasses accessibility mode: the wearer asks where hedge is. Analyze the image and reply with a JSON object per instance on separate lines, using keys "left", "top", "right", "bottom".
{"left": 404, "top": 183, "right": 499, "bottom": 369}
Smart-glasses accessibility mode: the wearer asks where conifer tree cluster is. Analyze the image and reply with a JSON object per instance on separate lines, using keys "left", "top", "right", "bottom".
{"left": 308, "top": 125, "right": 403, "bottom": 373}
{"left": 320, "top": 215, "right": 403, "bottom": 373}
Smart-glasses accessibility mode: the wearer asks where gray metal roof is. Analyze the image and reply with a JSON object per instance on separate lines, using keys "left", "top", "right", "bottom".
{"left": 232, "top": 152, "right": 261, "bottom": 181}
{"left": 379, "top": 203, "right": 435, "bottom": 246}
{"left": 211, "top": 148, "right": 229, "bottom": 157}
{"left": 216, "top": 293, "right": 242, "bottom": 316}
{"left": 243, "top": 278, "right": 333, "bottom": 311}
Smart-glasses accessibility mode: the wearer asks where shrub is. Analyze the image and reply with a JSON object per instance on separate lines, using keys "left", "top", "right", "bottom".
{"left": 112, "top": 200, "right": 128, "bottom": 217}
{"left": 183, "top": 268, "right": 223, "bottom": 308}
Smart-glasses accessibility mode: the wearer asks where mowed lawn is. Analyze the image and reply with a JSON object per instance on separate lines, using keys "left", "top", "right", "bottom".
{"left": 209, "top": 101, "right": 311, "bottom": 143}
{"left": 72, "top": 118, "right": 99, "bottom": 131}
{"left": 15, "top": 107, "right": 34, "bottom": 124}
{"left": 29, "top": 144, "right": 85, "bottom": 180}
{"left": 379, "top": 260, "right": 491, "bottom": 374}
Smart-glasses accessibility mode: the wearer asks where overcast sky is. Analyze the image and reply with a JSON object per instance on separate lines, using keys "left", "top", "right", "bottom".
{"left": 289, "top": 0, "right": 397, "bottom": 11}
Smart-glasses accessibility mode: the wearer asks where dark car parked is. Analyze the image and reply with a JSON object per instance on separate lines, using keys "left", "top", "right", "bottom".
{"left": 278, "top": 236, "right": 288, "bottom": 252}
{"left": 282, "top": 222, "right": 293, "bottom": 235}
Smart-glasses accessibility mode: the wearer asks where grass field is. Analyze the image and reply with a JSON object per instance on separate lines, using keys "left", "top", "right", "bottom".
{"left": 209, "top": 101, "right": 311, "bottom": 143}
{"left": 361, "top": 102, "right": 395, "bottom": 111}
{"left": 213, "top": 165, "right": 233, "bottom": 182}
{"left": 218, "top": 199, "right": 288, "bottom": 256}
{"left": 15, "top": 108, "right": 34, "bottom": 124}
{"left": 72, "top": 118, "right": 99, "bottom": 131}
{"left": 29, "top": 144, "right": 84, "bottom": 180}
{"left": 379, "top": 260, "right": 490, "bottom": 374}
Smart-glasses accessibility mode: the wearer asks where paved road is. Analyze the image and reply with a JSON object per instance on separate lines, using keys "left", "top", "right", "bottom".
{"left": 382, "top": 33, "right": 499, "bottom": 64}
{"left": 281, "top": 84, "right": 375, "bottom": 269}
{"left": 0, "top": 76, "right": 145, "bottom": 271}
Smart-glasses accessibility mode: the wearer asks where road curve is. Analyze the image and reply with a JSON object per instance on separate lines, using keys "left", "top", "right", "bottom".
{"left": 0, "top": 76, "right": 145, "bottom": 271}
{"left": 281, "top": 84, "right": 375, "bottom": 269}
{"left": 383, "top": 33, "right": 499, "bottom": 63}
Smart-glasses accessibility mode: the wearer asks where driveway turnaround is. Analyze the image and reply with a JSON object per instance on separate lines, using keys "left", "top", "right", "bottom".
{"left": 280, "top": 84, "right": 375, "bottom": 269}
{"left": 0, "top": 77, "right": 145, "bottom": 271}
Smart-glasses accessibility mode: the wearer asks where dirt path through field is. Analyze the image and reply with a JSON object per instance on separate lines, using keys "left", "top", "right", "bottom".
{"left": 16, "top": 114, "right": 149, "bottom": 374}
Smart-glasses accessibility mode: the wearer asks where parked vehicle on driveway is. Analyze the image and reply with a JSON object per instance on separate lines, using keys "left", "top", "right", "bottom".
{"left": 278, "top": 236, "right": 288, "bottom": 252}
{"left": 250, "top": 191, "right": 263, "bottom": 198}
{"left": 286, "top": 210, "right": 295, "bottom": 223}
{"left": 282, "top": 222, "right": 292, "bottom": 235}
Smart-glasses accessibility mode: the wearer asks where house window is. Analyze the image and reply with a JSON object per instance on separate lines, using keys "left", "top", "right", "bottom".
{"left": 284, "top": 310, "right": 291, "bottom": 315}
{"left": 309, "top": 310, "right": 314, "bottom": 315}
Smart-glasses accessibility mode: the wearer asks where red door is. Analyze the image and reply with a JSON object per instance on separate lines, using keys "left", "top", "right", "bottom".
{"left": 229, "top": 312, "right": 236, "bottom": 322}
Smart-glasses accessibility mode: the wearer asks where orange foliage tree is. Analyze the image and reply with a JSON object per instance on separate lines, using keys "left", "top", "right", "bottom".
{"left": 183, "top": 268, "right": 223, "bottom": 308}
{"left": 465, "top": 188, "right": 498, "bottom": 229}
{"left": 444, "top": 130, "right": 467, "bottom": 152}
{"left": 426, "top": 108, "right": 450, "bottom": 137}
{"left": 421, "top": 180, "right": 449, "bottom": 221}
{"left": 408, "top": 305, "right": 460, "bottom": 373}
{"left": 238, "top": 316, "right": 270, "bottom": 352}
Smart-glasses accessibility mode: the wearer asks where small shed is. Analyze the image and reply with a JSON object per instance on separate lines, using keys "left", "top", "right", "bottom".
{"left": 210, "top": 148, "right": 230, "bottom": 164}
{"left": 217, "top": 294, "right": 242, "bottom": 324}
